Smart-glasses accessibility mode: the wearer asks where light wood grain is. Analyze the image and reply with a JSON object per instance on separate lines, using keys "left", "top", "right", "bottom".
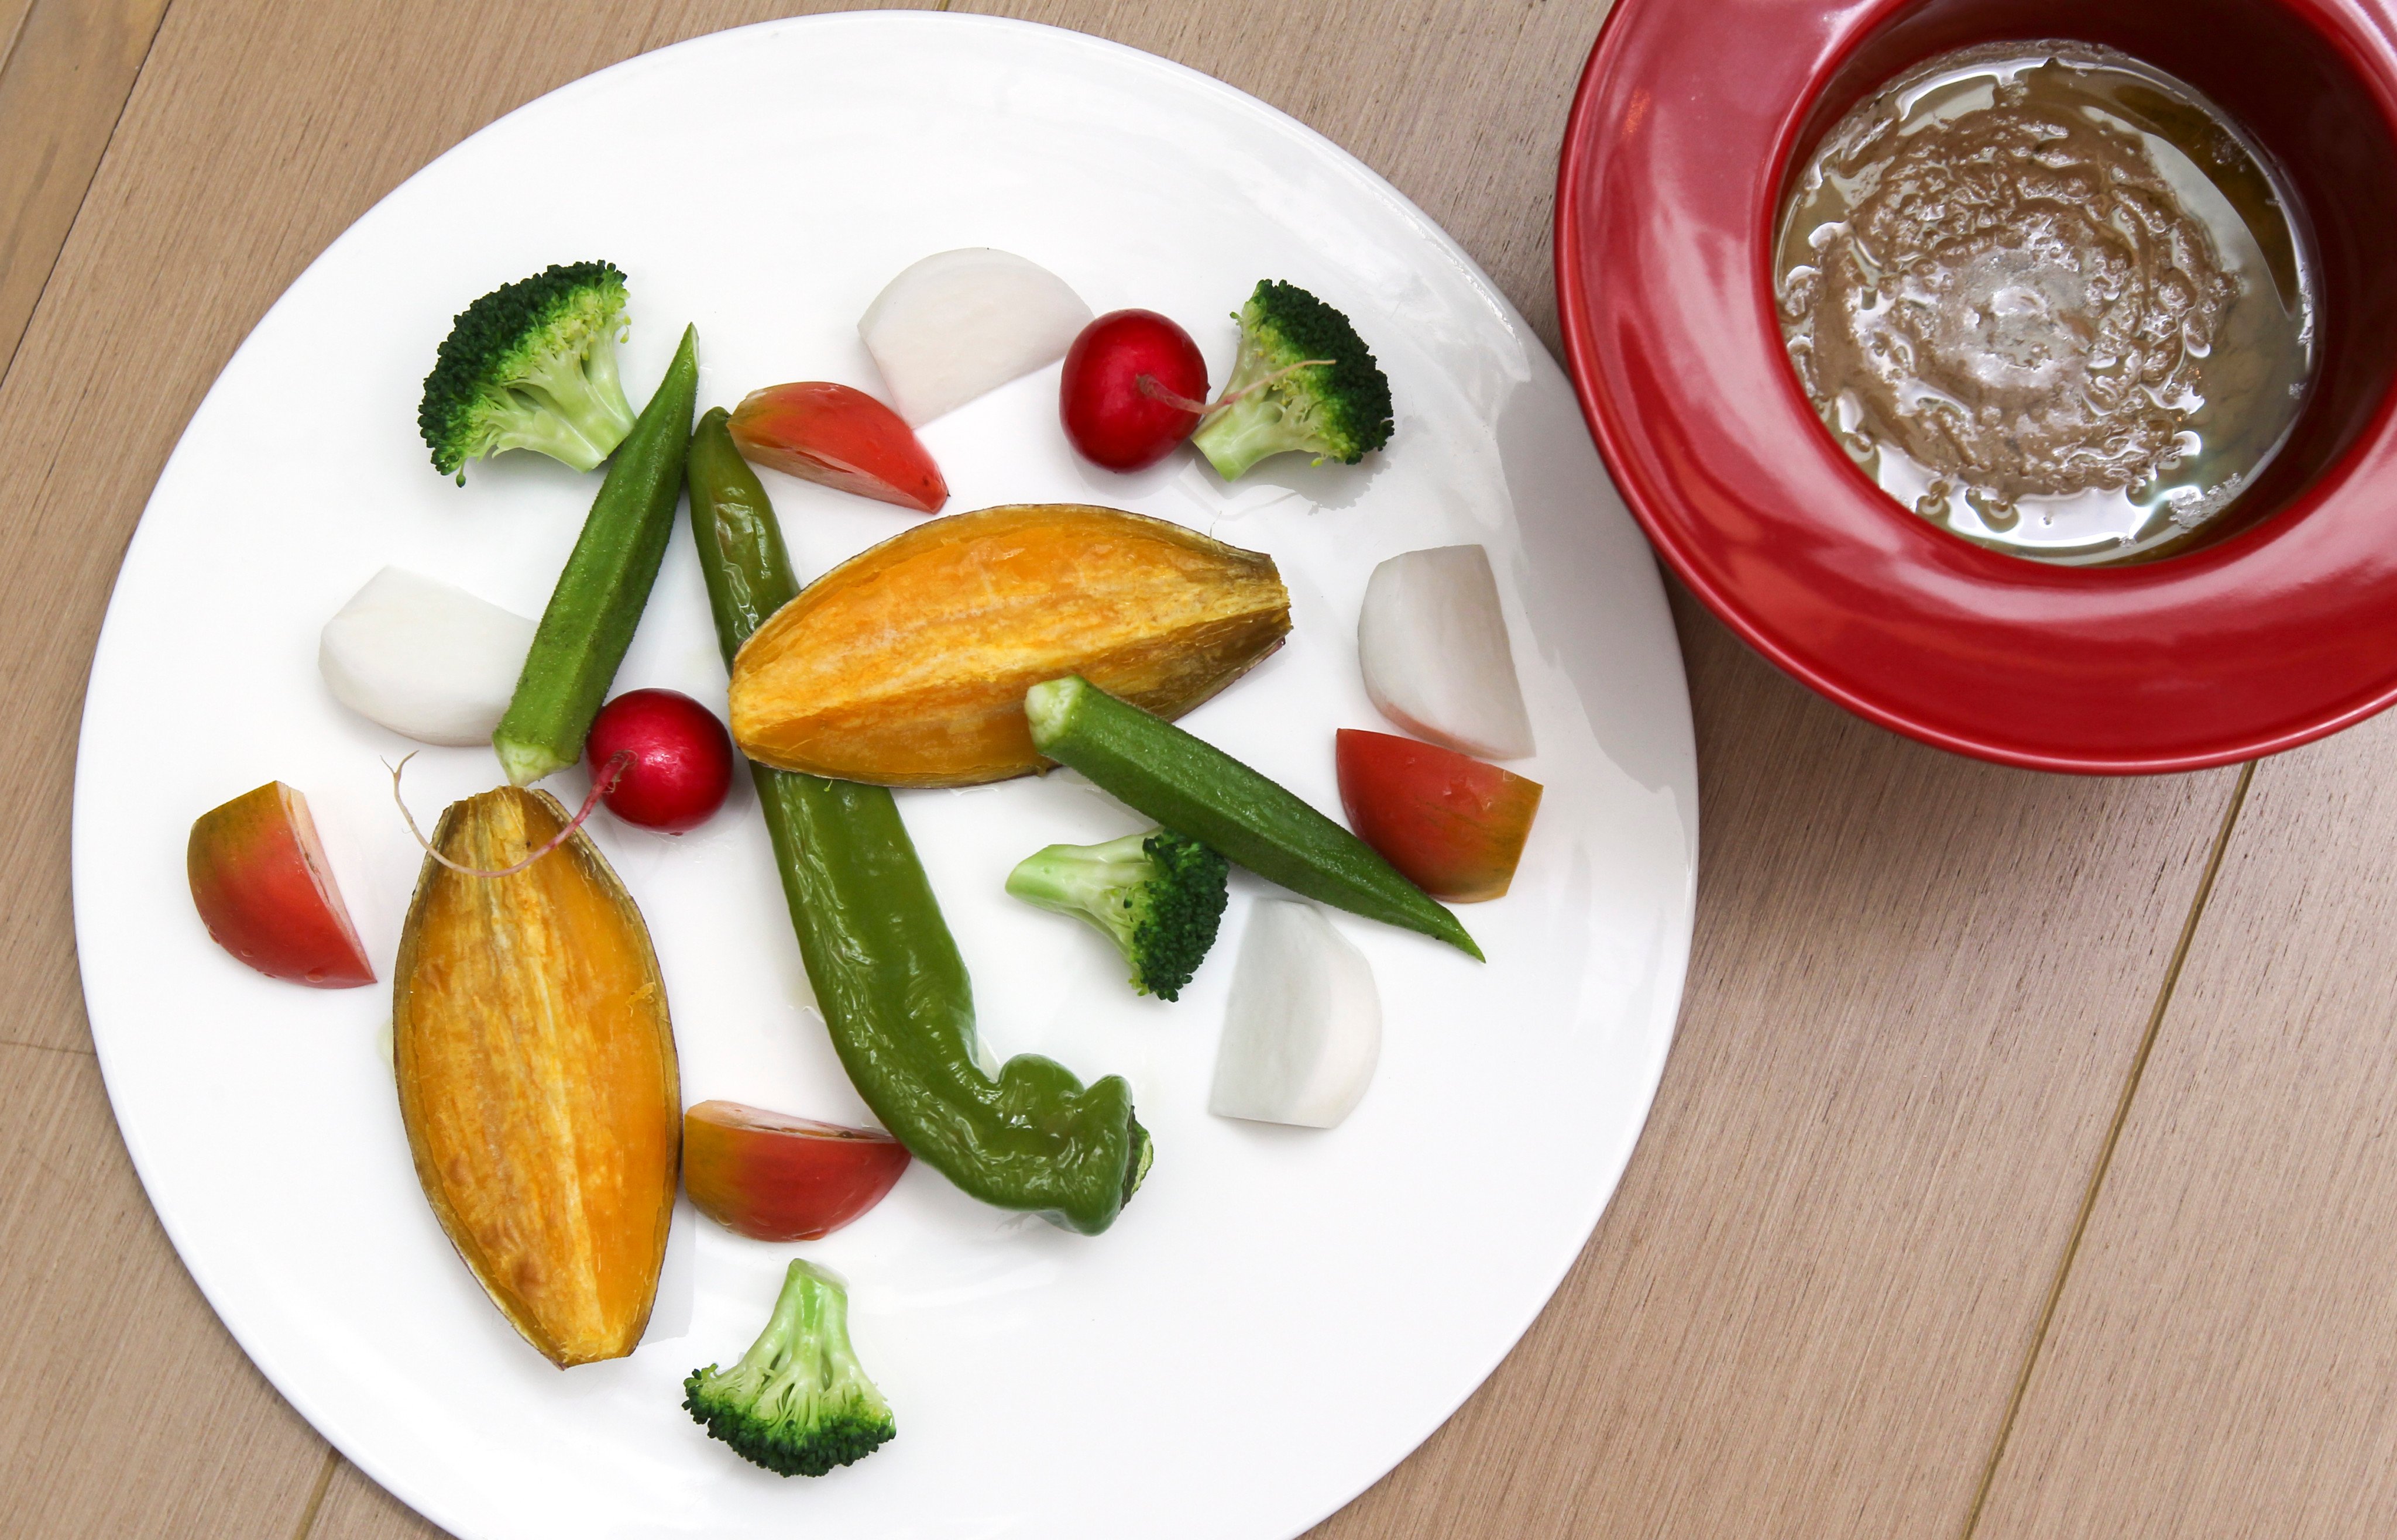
{"left": 961, "top": 0, "right": 1583, "bottom": 352}
{"left": 312, "top": 1456, "right": 446, "bottom": 1540}
{"left": 0, "top": 0, "right": 167, "bottom": 382}
{"left": 1973, "top": 707, "right": 2397, "bottom": 1540}
{"left": 0, "top": 0, "right": 41, "bottom": 101}
{"left": 0, "top": 1, "right": 2295, "bottom": 1536}
{"left": 1305, "top": 601, "right": 2241, "bottom": 1538}
{"left": 0, "top": 1042, "right": 331, "bottom": 1536}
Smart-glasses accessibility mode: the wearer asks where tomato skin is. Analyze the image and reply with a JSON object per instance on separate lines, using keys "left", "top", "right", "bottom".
{"left": 187, "top": 782, "right": 376, "bottom": 988}
{"left": 586, "top": 689, "right": 734, "bottom": 834}
{"left": 682, "top": 1101, "right": 912, "bottom": 1242}
{"left": 1335, "top": 729, "right": 1542, "bottom": 902}
{"left": 1060, "top": 310, "right": 1209, "bottom": 470}
{"left": 728, "top": 382, "right": 948, "bottom": 513}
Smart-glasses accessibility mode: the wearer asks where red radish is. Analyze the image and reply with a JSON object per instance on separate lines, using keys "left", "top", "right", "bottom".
{"left": 728, "top": 382, "right": 948, "bottom": 514}
{"left": 1335, "top": 728, "right": 1543, "bottom": 902}
{"left": 187, "top": 782, "right": 376, "bottom": 987}
{"left": 1060, "top": 309, "right": 1210, "bottom": 470}
{"left": 682, "top": 1101, "right": 912, "bottom": 1241}
{"left": 585, "top": 689, "right": 734, "bottom": 833}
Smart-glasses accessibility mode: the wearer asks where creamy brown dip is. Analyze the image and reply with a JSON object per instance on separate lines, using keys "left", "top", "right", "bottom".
{"left": 1777, "top": 43, "right": 2315, "bottom": 563}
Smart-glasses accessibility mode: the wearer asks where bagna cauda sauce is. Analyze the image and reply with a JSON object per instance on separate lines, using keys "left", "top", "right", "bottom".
{"left": 1776, "top": 43, "right": 2317, "bottom": 565}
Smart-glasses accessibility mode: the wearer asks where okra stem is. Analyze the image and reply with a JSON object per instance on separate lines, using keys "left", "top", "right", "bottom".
{"left": 1025, "top": 675, "right": 1483, "bottom": 959}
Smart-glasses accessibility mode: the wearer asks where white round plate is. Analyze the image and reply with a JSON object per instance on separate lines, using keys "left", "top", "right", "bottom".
{"left": 73, "top": 14, "right": 1694, "bottom": 1539}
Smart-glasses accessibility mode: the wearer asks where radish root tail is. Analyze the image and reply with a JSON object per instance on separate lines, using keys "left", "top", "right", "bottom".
{"left": 1135, "top": 373, "right": 1212, "bottom": 416}
{"left": 1136, "top": 359, "right": 1334, "bottom": 424}
{"left": 389, "top": 751, "right": 633, "bottom": 878}
{"left": 1200, "top": 359, "right": 1335, "bottom": 421}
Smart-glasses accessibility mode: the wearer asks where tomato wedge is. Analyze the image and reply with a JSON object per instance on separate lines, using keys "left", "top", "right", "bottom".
{"left": 727, "top": 381, "right": 948, "bottom": 514}
{"left": 682, "top": 1099, "right": 911, "bottom": 1242}
{"left": 1334, "top": 729, "right": 1542, "bottom": 902}
{"left": 187, "top": 782, "right": 376, "bottom": 987}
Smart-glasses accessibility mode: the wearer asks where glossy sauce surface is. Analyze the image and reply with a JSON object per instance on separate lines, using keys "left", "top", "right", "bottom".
{"left": 1777, "top": 43, "right": 2316, "bottom": 563}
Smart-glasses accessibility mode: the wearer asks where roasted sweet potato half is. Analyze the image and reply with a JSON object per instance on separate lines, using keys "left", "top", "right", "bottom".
{"left": 391, "top": 787, "right": 679, "bottom": 1368}
{"left": 727, "top": 503, "right": 1290, "bottom": 786}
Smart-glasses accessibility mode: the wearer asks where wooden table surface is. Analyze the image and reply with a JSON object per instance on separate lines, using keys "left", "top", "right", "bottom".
{"left": 4, "top": 2, "right": 2391, "bottom": 1535}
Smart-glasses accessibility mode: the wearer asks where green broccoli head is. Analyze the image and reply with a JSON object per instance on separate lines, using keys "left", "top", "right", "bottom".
{"left": 683, "top": 1259, "right": 895, "bottom": 1479}
{"left": 1191, "top": 279, "right": 1395, "bottom": 479}
{"left": 1005, "top": 829, "right": 1231, "bottom": 1001}
{"left": 418, "top": 260, "right": 637, "bottom": 482}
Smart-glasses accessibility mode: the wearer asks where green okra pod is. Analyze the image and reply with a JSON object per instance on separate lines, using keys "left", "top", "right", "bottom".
{"left": 494, "top": 325, "right": 700, "bottom": 785}
{"left": 1025, "top": 675, "right": 1482, "bottom": 959}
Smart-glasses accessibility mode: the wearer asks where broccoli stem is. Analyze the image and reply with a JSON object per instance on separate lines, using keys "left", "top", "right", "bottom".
{"left": 733, "top": 1257, "right": 867, "bottom": 1402}
{"left": 1193, "top": 396, "right": 1315, "bottom": 480}
{"left": 479, "top": 391, "right": 619, "bottom": 474}
{"left": 1006, "top": 828, "right": 1230, "bottom": 1001}
{"left": 1004, "top": 833, "right": 1151, "bottom": 955}
{"left": 518, "top": 346, "right": 636, "bottom": 464}
{"left": 735, "top": 1256, "right": 822, "bottom": 1378}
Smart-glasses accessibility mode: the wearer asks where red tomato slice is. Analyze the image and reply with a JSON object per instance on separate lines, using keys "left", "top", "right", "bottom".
{"left": 187, "top": 782, "right": 376, "bottom": 987}
{"left": 727, "top": 382, "right": 949, "bottom": 514}
{"left": 682, "top": 1100, "right": 912, "bottom": 1242}
{"left": 1335, "top": 729, "right": 1542, "bottom": 902}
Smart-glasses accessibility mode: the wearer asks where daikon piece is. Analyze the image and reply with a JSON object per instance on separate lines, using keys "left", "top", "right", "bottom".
{"left": 858, "top": 249, "right": 1093, "bottom": 425}
{"left": 1210, "top": 899, "right": 1381, "bottom": 1129}
{"left": 320, "top": 567, "right": 535, "bottom": 747}
{"left": 1357, "top": 544, "right": 1535, "bottom": 759}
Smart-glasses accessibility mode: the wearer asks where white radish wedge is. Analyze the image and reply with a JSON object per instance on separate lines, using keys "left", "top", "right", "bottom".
{"left": 1210, "top": 900, "right": 1381, "bottom": 1129}
{"left": 1357, "top": 544, "right": 1535, "bottom": 759}
{"left": 320, "top": 567, "right": 536, "bottom": 747}
{"left": 859, "top": 249, "right": 1093, "bottom": 425}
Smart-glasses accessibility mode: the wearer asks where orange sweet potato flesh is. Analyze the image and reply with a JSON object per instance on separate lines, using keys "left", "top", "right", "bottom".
{"left": 728, "top": 503, "right": 1292, "bottom": 786}
{"left": 392, "top": 788, "right": 679, "bottom": 1369}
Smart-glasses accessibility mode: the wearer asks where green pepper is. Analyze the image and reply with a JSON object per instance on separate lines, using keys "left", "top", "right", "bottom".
{"left": 686, "top": 408, "right": 1149, "bottom": 1235}
{"left": 495, "top": 325, "right": 702, "bottom": 785}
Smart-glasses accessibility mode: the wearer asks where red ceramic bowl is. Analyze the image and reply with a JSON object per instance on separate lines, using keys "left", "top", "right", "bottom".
{"left": 1555, "top": 0, "right": 2397, "bottom": 772}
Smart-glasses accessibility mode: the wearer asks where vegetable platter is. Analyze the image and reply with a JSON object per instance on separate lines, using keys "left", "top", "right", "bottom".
{"left": 73, "top": 14, "right": 1695, "bottom": 1540}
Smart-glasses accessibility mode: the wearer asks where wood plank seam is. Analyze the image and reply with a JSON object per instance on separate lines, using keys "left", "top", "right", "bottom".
{"left": 292, "top": 1443, "right": 339, "bottom": 1540}
{"left": 0, "top": 1, "right": 36, "bottom": 90}
{"left": 1956, "top": 758, "right": 2257, "bottom": 1540}
{"left": 0, "top": 0, "right": 177, "bottom": 394}
{"left": 0, "top": 1036, "right": 92, "bottom": 1056}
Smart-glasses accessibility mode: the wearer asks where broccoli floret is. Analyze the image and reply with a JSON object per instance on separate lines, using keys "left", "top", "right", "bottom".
{"left": 1191, "top": 280, "right": 1394, "bottom": 479}
{"left": 1006, "top": 829, "right": 1230, "bottom": 1001}
{"left": 683, "top": 1259, "right": 895, "bottom": 1478}
{"left": 418, "top": 260, "right": 637, "bottom": 482}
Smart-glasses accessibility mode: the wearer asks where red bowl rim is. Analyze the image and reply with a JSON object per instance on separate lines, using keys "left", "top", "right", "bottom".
{"left": 1554, "top": 0, "right": 2397, "bottom": 773}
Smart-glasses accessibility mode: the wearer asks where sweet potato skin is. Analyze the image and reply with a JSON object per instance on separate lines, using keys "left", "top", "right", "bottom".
{"left": 391, "top": 787, "right": 679, "bottom": 1368}
{"left": 728, "top": 504, "right": 1292, "bottom": 786}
